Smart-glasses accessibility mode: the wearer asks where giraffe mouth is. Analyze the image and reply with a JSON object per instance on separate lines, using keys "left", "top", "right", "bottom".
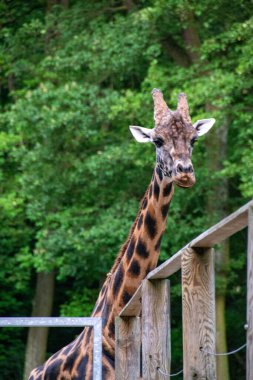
{"left": 174, "top": 174, "right": 196, "bottom": 188}
{"left": 176, "top": 182, "right": 193, "bottom": 188}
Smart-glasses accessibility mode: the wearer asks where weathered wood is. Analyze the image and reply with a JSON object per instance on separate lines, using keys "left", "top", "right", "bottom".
{"left": 247, "top": 206, "right": 253, "bottom": 380}
{"left": 115, "top": 316, "right": 141, "bottom": 380}
{"left": 147, "top": 249, "right": 182, "bottom": 280}
{"left": 147, "top": 201, "right": 252, "bottom": 282}
{"left": 119, "top": 285, "right": 142, "bottom": 317}
{"left": 142, "top": 279, "right": 170, "bottom": 380}
{"left": 182, "top": 247, "right": 216, "bottom": 380}
{"left": 190, "top": 200, "right": 253, "bottom": 248}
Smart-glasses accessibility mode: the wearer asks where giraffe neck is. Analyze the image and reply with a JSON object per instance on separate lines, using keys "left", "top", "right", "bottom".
{"left": 28, "top": 164, "right": 175, "bottom": 380}
{"left": 92, "top": 163, "right": 174, "bottom": 344}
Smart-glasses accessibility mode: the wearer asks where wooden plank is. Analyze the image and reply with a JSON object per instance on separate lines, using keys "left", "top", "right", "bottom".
{"left": 119, "top": 285, "right": 142, "bottom": 317}
{"left": 142, "top": 279, "right": 171, "bottom": 380}
{"left": 247, "top": 206, "right": 253, "bottom": 380}
{"left": 147, "top": 248, "right": 182, "bottom": 280}
{"left": 182, "top": 247, "right": 216, "bottom": 380}
{"left": 190, "top": 200, "right": 253, "bottom": 248}
{"left": 115, "top": 316, "right": 141, "bottom": 380}
{"left": 145, "top": 201, "right": 252, "bottom": 282}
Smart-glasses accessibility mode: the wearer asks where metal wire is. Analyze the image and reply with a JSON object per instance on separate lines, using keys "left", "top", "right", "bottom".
{"left": 157, "top": 367, "right": 183, "bottom": 377}
{"left": 200, "top": 343, "right": 247, "bottom": 356}
{"left": 156, "top": 341, "right": 247, "bottom": 377}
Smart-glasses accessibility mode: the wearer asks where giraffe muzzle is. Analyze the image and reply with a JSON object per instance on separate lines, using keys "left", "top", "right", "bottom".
{"left": 174, "top": 162, "right": 195, "bottom": 187}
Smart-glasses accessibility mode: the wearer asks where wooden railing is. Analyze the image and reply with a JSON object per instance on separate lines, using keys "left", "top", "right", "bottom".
{"left": 115, "top": 200, "right": 253, "bottom": 380}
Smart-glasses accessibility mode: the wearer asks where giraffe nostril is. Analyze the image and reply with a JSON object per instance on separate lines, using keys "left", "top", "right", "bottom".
{"left": 188, "top": 165, "right": 193, "bottom": 173}
{"left": 177, "top": 164, "right": 184, "bottom": 173}
{"left": 177, "top": 163, "right": 193, "bottom": 174}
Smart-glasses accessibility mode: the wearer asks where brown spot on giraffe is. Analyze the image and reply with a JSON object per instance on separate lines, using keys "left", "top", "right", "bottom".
{"left": 28, "top": 89, "right": 215, "bottom": 379}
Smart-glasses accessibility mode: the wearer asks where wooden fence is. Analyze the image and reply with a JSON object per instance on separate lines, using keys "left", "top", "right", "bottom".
{"left": 115, "top": 200, "right": 253, "bottom": 380}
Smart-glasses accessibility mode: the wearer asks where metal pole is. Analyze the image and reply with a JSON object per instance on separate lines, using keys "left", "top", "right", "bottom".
{"left": 247, "top": 206, "right": 253, "bottom": 380}
{"left": 93, "top": 318, "right": 103, "bottom": 380}
{"left": 0, "top": 317, "right": 102, "bottom": 379}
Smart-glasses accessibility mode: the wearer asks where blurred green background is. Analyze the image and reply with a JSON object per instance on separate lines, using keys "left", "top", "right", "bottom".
{"left": 0, "top": 0, "right": 252, "bottom": 379}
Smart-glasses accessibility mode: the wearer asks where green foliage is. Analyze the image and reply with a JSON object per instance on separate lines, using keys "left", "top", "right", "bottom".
{"left": 60, "top": 288, "right": 99, "bottom": 317}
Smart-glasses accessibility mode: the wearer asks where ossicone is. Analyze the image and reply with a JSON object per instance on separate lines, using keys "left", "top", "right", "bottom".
{"left": 177, "top": 93, "right": 191, "bottom": 124}
{"left": 151, "top": 88, "right": 171, "bottom": 126}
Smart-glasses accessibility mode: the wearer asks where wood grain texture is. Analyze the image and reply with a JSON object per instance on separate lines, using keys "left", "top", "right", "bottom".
{"left": 190, "top": 200, "right": 253, "bottom": 248}
{"left": 147, "top": 249, "right": 182, "bottom": 280}
{"left": 115, "top": 316, "right": 141, "bottom": 380}
{"left": 119, "top": 285, "right": 142, "bottom": 317}
{"left": 247, "top": 206, "right": 253, "bottom": 380}
{"left": 147, "top": 201, "right": 252, "bottom": 282}
{"left": 182, "top": 248, "right": 216, "bottom": 380}
{"left": 142, "top": 279, "right": 170, "bottom": 380}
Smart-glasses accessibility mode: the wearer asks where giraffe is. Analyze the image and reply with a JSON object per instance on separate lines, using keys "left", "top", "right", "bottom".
{"left": 29, "top": 89, "right": 215, "bottom": 380}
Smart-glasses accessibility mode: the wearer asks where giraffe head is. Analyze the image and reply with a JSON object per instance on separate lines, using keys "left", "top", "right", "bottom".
{"left": 130, "top": 89, "right": 215, "bottom": 188}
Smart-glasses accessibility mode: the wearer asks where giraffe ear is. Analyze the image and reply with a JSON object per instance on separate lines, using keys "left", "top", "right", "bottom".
{"left": 129, "top": 126, "right": 154, "bottom": 143}
{"left": 193, "top": 118, "right": 215, "bottom": 136}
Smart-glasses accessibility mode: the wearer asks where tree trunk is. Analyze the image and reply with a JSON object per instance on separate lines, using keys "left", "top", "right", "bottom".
{"left": 161, "top": 38, "right": 191, "bottom": 67}
{"left": 23, "top": 271, "right": 55, "bottom": 380}
{"left": 216, "top": 279, "right": 230, "bottom": 380}
{"left": 182, "top": 13, "right": 201, "bottom": 64}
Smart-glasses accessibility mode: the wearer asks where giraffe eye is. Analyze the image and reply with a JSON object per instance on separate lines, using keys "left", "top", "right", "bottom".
{"left": 190, "top": 137, "right": 198, "bottom": 147}
{"left": 153, "top": 137, "right": 164, "bottom": 148}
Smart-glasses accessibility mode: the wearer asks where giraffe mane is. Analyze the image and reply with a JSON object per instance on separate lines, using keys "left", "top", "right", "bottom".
{"left": 109, "top": 185, "right": 150, "bottom": 275}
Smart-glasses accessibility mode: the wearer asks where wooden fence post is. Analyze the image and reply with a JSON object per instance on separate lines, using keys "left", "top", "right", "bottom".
{"left": 115, "top": 316, "right": 141, "bottom": 380}
{"left": 182, "top": 247, "right": 216, "bottom": 380}
{"left": 142, "top": 279, "right": 171, "bottom": 380}
{"left": 247, "top": 206, "right": 253, "bottom": 380}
